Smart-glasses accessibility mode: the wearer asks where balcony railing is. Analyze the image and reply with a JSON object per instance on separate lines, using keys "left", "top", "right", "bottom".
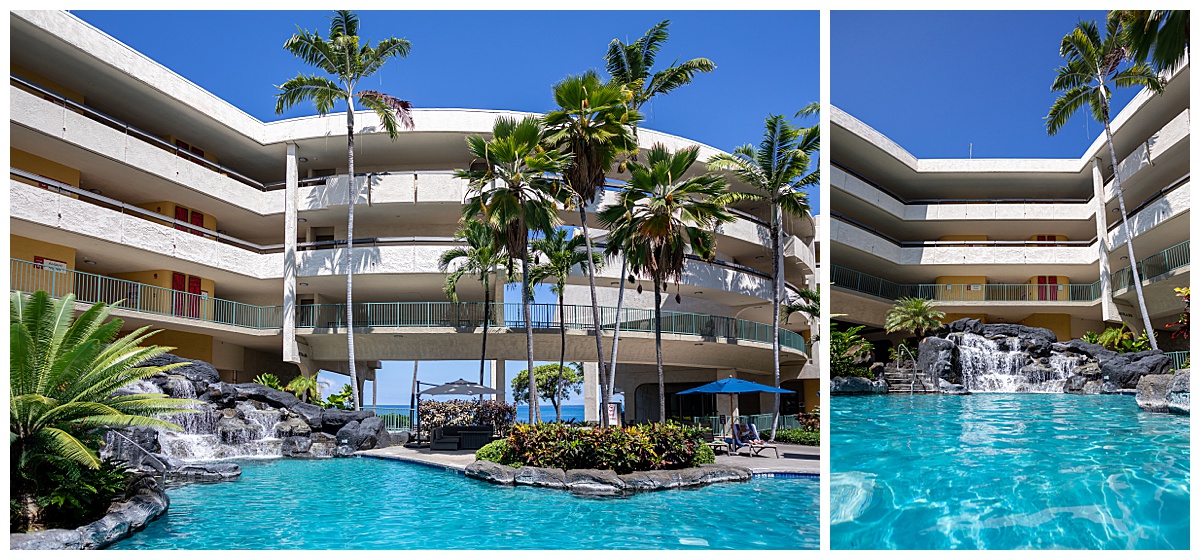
{"left": 1165, "top": 351, "right": 1190, "bottom": 371}
{"left": 1111, "top": 240, "right": 1191, "bottom": 293}
{"left": 10, "top": 258, "right": 805, "bottom": 354}
{"left": 831, "top": 264, "right": 1101, "bottom": 303}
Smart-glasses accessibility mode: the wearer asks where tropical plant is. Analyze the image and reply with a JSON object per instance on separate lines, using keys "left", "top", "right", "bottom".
{"left": 440, "top": 219, "right": 509, "bottom": 392}
{"left": 275, "top": 10, "right": 415, "bottom": 410}
{"left": 602, "top": 21, "right": 715, "bottom": 404}
{"left": 888, "top": 342, "right": 920, "bottom": 366}
{"left": 10, "top": 291, "right": 197, "bottom": 531}
{"left": 458, "top": 115, "right": 570, "bottom": 423}
{"left": 1108, "top": 10, "right": 1190, "bottom": 73}
{"left": 1046, "top": 18, "right": 1163, "bottom": 350}
{"left": 543, "top": 70, "right": 639, "bottom": 427}
{"left": 505, "top": 422, "right": 710, "bottom": 473}
{"left": 324, "top": 383, "right": 355, "bottom": 410}
{"left": 285, "top": 374, "right": 321, "bottom": 404}
{"left": 830, "top": 322, "right": 873, "bottom": 378}
{"left": 766, "top": 428, "right": 820, "bottom": 446}
{"left": 254, "top": 372, "right": 285, "bottom": 391}
{"left": 599, "top": 144, "right": 733, "bottom": 423}
{"left": 475, "top": 439, "right": 519, "bottom": 467}
{"left": 884, "top": 297, "right": 945, "bottom": 339}
{"left": 530, "top": 228, "right": 602, "bottom": 420}
{"left": 510, "top": 363, "right": 585, "bottom": 423}
{"left": 1096, "top": 323, "right": 1152, "bottom": 353}
{"left": 708, "top": 112, "right": 817, "bottom": 440}
{"left": 1082, "top": 331, "right": 1103, "bottom": 345}
{"left": 1166, "top": 287, "right": 1189, "bottom": 340}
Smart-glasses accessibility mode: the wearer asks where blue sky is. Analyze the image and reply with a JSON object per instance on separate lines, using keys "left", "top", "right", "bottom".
{"left": 832, "top": 10, "right": 1142, "bottom": 159}
{"left": 71, "top": 10, "right": 819, "bottom": 406}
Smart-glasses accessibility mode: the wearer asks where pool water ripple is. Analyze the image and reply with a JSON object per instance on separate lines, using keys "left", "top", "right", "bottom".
{"left": 112, "top": 457, "right": 818, "bottom": 549}
{"left": 831, "top": 394, "right": 1189, "bottom": 549}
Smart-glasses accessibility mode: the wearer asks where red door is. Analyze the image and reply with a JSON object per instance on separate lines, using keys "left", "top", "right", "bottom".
{"left": 189, "top": 210, "right": 205, "bottom": 236}
{"left": 187, "top": 276, "right": 202, "bottom": 318}
{"left": 172, "top": 272, "right": 187, "bottom": 315}
{"left": 174, "top": 206, "right": 189, "bottom": 232}
{"left": 1037, "top": 276, "right": 1059, "bottom": 301}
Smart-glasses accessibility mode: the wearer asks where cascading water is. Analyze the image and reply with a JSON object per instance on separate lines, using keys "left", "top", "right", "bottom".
{"left": 953, "top": 333, "right": 1074, "bottom": 393}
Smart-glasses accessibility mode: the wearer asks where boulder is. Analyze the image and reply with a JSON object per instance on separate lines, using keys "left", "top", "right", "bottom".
{"left": 1057, "top": 339, "right": 1118, "bottom": 363}
{"left": 334, "top": 444, "right": 357, "bottom": 458}
{"left": 465, "top": 461, "right": 518, "bottom": 485}
{"left": 77, "top": 476, "right": 169, "bottom": 549}
{"left": 1168, "top": 369, "right": 1190, "bottom": 414}
{"left": 230, "top": 383, "right": 302, "bottom": 410}
{"left": 274, "top": 417, "right": 312, "bottom": 438}
{"left": 1065, "top": 375, "right": 1089, "bottom": 393}
{"left": 215, "top": 415, "right": 260, "bottom": 445}
{"left": 138, "top": 353, "right": 219, "bottom": 393}
{"left": 289, "top": 402, "right": 324, "bottom": 429}
{"left": 1100, "top": 350, "right": 1172, "bottom": 388}
{"left": 1071, "top": 361, "right": 1102, "bottom": 379}
{"left": 829, "top": 376, "right": 888, "bottom": 394}
{"left": 10, "top": 529, "right": 84, "bottom": 550}
{"left": 320, "top": 408, "right": 375, "bottom": 433}
{"left": 1136, "top": 374, "right": 1174, "bottom": 412}
{"left": 513, "top": 466, "right": 567, "bottom": 489}
{"left": 618, "top": 470, "right": 683, "bottom": 491}
{"left": 938, "top": 378, "right": 970, "bottom": 395}
{"left": 679, "top": 465, "right": 752, "bottom": 486}
{"left": 335, "top": 417, "right": 393, "bottom": 451}
{"left": 199, "top": 382, "right": 238, "bottom": 407}
{"left": 564, "top": 469, "right": 626, "bottom": 496}
{"left": 282, "top": 436, "right": 313, "bottom": 456}
{"left": 944, "top": 318, "right": 985, "bottom": 335}
{"left": 918, "top": 337, "right": 957, "bottom": 383}
{"left": 1080, "top": 380, "right": 1105, "bottom": 395}
{"left": 1099, "top": 381, "right": 1125, "bottom": 394}
{"left": 171, "top": 462, "right": 241, "bottom": 480}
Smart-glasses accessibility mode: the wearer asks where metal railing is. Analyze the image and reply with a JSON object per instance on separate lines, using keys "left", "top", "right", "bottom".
{"left": 1111, "top": 240, "right": 1190, "bottom": 293}
{"left": 691, "top": 414, "right": 802, "bottom": 437}
{"left": 363, "top": 406, "right": 415, "bottom": 433}
{"left": 832, "top": 265, "right": 1102, "bottom": 303}
{"left": 10, "top": 258, "right": 805, "bottom": 353}
{"left": 1166, "top": 351, "right": 1190, "bottom": 371}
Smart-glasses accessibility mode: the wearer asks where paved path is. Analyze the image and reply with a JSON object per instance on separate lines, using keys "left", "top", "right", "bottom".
{"left": 360, "top": 442, "right": 819, "bottom": 476}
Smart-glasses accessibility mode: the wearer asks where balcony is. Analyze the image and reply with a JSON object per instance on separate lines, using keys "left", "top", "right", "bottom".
{"left": 10, "top": 258, "right": 805, "bottom": 354}
{"left": 831, "top": 264, "right": 1101, "bottom": 303}
{"left": 1111, "top": 240, "right": 1190, "bottom": 293}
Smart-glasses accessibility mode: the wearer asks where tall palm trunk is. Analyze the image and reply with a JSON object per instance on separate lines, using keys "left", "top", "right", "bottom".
{"left": 607, "top": 256, "right": 628, "bottom": 399}
{"left": 1100, "top": 84, "right": 1158, "bottom": 350}
{"left": 578, "top": 206, "right": 610, "bottom": 427}
{"left": 556, "top": 289, "right": 566, "bottom": 422}
{"left": 345, "top": 101, "right": 361, "bottom": 410}
{"left": 654, "top": 278, "right": 665, "bottom": 423}
{"left": 480, "top": 278, "right": 491, "bottom": 404}
{"left": 522, "top": 248, "right": 539, "bottom": 423}
{"left": 410, "top": 360, "right": 419, "bottom": 439}
{"left": 769, "top": 204, "right": 783, "bottom": 441}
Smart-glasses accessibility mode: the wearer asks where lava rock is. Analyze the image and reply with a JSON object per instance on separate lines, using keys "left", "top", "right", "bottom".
{"left": 200, "top": 382, "right": 238, "bottom": 407}
{"left": 680, "top": 465, "right": 753, "bottom": 486}
{"left": 465, "top": 461, "right": 517, "bottom": 484}
{"left": 334, "top": 444, "right": 357, "bottom": 458}
{"left": 215, "top": 415, "right": 260, "bottom": 445}
{"left": 289, "top": 402, "right": 324, "bottom": 430}
{"left": 335, "top": 417, "right": 392, "bottom": 451}
{"left": 513, "top": 466, "right": 567, "bottom": 489}
{"left": 1168, "top": 369, "right": 1190, "bottom": 414}
{"left": 282, "top": 436, "right": 313, "bottom": 456}
{"left": 10, "top": 529, "right": 85, "bottom": 550}
{"left": 944, "top": 318, "right": 985, "bottom": 335}
{"left": 230, "top": 383, "right": 302, "bottom": 410}
{"left": 1136, "top": 374, "right": 1175, "bottom": 412}
{"left": 1057, "top": 339, "right": 1118, "bottom": 363}
{"left": 918, "top": 337, "right": 957, "bottom": 383}
{"left": 1099, "top": 381, "right": 1124, "bottom": 394}
{"left": 1100, "top": 350, "right": 1172, "bottom": 388}
{"left": 138, "top": 353, "right": 219, "bottom": 394}
{"left": 1065, "top": 375, "right": 1089, "bottom": 393}
{"left": 320, "top": 408, "right": 375, "bottom": 433}
{"left": 938, "top": 378, "right": 970, "bottom": 395}
{"left": 274, "top": 417, "right": 312, "bottom": 438}
{"left": 171, "top": 462, "right": 241, "bottom": 480}
{"left": 1072, "top": 362, "right": 1102, "bottom": 379}
{"left": 829, "top": 376, "right": 888, "bottom": 394}
{"left": 618, "top": 470, "right": 683, "bottom": 491}
{"left": 565, "top": 469, "right": 627, "bottom": 496}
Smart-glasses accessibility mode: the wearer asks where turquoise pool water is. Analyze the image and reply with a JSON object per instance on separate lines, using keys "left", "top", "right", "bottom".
{"left": 831, "top": 394, "right": 1189, "bottom": 549}
{"left": 112, "top": 458, "right": 818, "bottom": 549}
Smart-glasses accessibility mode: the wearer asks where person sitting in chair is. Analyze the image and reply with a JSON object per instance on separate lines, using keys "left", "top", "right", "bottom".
{"left": 736, "top": 423, "right": 764, "bottom": 445}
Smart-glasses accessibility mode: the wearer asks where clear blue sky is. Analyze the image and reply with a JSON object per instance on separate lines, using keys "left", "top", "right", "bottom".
{"left": 832, "top": 10, "right": 1142, "bottom": 159}
{"left": 71, "top": 10, "right": 819, "bottom": 406}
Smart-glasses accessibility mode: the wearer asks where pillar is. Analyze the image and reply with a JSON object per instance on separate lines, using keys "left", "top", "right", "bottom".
{"left": 583, "top": 362, "right": 600, "bottom": 422}
{"left": 283, "top": 143, "right": 300, "bottom": 362}
{"left": 491, "top": 360, "right": 506, "bottom": 403}
{"left": 1092, "top": 158, "right": 1120, "bottom": 323}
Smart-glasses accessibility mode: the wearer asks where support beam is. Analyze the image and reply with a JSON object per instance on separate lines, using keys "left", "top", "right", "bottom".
{"left": 583, "top": 362, "right": 600, "bottom": 422}
{"left": 1092, "top": 158, "right": 1120, "bottom": 323}
{"left": 491, "top": 360, "right": 506, "bottom": 403}
{"left": 282, "top": 143, "right": 300, "bottom": 362}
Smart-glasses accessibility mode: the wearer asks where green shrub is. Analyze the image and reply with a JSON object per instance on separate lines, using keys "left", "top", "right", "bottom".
{"left": 505, "top": 422, "right": 710, "bottom": 474}
{"left": 690, "top": 442, "right": 716, "bottom": 466}
{"left": 771, "top": 429, "right": 820, "bottom": 446}
{"left": 254, "top": 373, "right": 284, "bottom": 391}
{"left": 475, "top": 439, "right": 519, "bottom": 467}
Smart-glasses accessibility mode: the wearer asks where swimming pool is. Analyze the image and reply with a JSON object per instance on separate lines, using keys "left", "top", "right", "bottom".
{"left": 831, "top": 393, "right": 1189, "bottom": 549}
{"left": 112, "top": 457, "right": 818, "bottom": 549}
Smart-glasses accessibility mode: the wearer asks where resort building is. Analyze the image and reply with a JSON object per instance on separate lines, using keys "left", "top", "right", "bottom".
{"left": 9, "top": 11, "right": 818, "bottom": 424}
{"left": 831, "top": 60, "right": 1190, "bottom": 365}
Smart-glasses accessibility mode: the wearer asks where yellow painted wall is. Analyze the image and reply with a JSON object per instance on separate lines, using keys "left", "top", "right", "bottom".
{"left": 11, "top": 63, "right": 85, "bottom": 103}
{"left": 934, "top": 275, "right": 988, "bottom": 301}
{"left": 803, "top": 379, "right": 819, "bottom": 413}
{"left": 1020, "top": 313, "right": 1072, "bottom": 341}
{"left": 136, "top": 201, "right": 218, "bottom": 234}
{"left": 10, "top": 235, "right": 76, "bottom": 296}
{"left": 11, "top": 149, "right": 81, "bottom": 196}
{"left": 142, "top": 330, "right": 214, "bottom": 364}
{"left": 1024, "top": 276, "right": 1070, "bottom": 301}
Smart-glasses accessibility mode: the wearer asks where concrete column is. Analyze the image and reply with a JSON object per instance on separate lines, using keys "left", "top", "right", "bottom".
{"left": 1092, "top": 159, "right": 1120, "bottom": 322}
{"left": 583, "top": 362, "right": 600, "bottom": 422}
{"left": 492, "top": 360, "right": 506, "bottom": 403}
{"left": 283, "top": 143, "right": 300, "bottom": 362}
{"left": 713, "top": 369, "right": 737, "bottom": 437}
{"left": 372, "top": 376, "right": 377, "bottom": 408}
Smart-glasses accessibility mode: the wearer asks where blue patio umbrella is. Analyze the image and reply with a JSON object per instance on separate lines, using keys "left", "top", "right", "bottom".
{"left": 677, "top": 378, "right": 794, "bottom": 437}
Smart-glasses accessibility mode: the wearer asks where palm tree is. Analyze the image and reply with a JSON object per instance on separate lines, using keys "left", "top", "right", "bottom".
{"left": 884, "top": 297, "right": 946, "bottom": 339}
{"left": 275, "top": 10, "right": 415, "bottom": 410}
{"left": 599, "top": 144, "right": 733, "bottom": 423}
{"left": 530, "top": 228, "right": 603, "bottom": 422}
{"left": 543, "top": 70, "right": 639, "bottom": 427}
{"left": 601, "top": 19, "right": 715, "bottom": 410}
{"left": 439, "top": 219, "right": 509, "bottom": 392}
{"left": 10, "top": 291, "right": 198, "bottom": 530}
{"left": 1046, "top": 18, "right": 1164, "bottom": 350}
{"left": 1108, "top": 10, "right": 1189, "bottom": 73}
{"left": 459, "top": 115, "right": 570, "bottom": 423}
{"left": 285, "top": 374, "right": 321, "bottom": 404}
{"left": 707, "top": 113, "right": 817, "bottom": 441}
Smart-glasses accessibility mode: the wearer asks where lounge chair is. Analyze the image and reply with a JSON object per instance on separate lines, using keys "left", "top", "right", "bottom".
{"left": 728, "top": 423, "right": 778, "bottom": 458}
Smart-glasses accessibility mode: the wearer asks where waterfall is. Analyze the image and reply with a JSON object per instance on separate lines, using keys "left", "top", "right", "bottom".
{"left": 953, "top": 333, "right": 1072, "bottom": 393}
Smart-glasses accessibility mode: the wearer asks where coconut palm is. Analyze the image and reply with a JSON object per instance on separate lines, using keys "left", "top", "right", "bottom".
{"left": 275, "top": 10, "right": 414, "bottom": 410}
{"left": 598, "top": 144, "right": 733, "bottom": 423}
{"left": 543, "top": 70, "right": 640, "bottom": 427}
{"left": 884, "top": 297, "right": 945, "bottom": 338}
{"left": 707, "top": 113, "right": 817, "bottom": 440}
{"left": 1046, "top": 18, "right": 1164, "bottom": 349}
{"left": 439, "top": 219, "right": 509, "bottom": 392}
{"left": 1108, "top": 10, "right": 1189, "bottom": 73}
{"left": 459, "top": 115, "right": 570, "bottom": 423}
{"left": 10, "top": 291, "right": 198, "bottom": 530}
{"left": 530, "top": 228, "right": 603, "bottom": 422}
{"left": 601, "top": 19, "right": 715, "bottom": 409}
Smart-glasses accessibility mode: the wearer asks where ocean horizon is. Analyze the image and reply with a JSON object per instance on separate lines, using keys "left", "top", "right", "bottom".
{"left": 368, "top": 404, "right": 587, "bottom": 422}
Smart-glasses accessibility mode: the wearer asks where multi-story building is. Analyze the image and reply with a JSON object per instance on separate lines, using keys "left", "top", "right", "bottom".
{"left": 831, "top": 60, "right": 1190, "bottom": 366}
{"left": 9, "top": 11, "right": 818, "bottom": 424}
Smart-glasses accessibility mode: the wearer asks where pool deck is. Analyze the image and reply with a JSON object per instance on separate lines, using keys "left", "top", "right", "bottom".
{"left": 359, "top": 442, "right": 819, "bottom": 476}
